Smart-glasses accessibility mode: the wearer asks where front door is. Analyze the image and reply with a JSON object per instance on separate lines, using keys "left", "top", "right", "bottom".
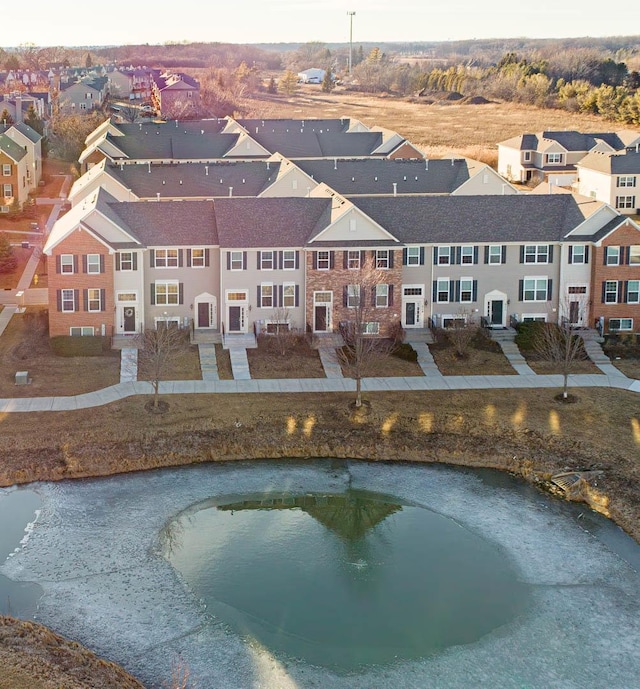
{"left": 228, "top": 306, "right": 244, "bottom": 332}
{"left": 403, "top": 301, "right": 423, "bottom": 328}
{"left": 490, "top": 300, "right": 503, "bottom": 326}
{"left": 198, "top": 302, "right": 210, "bottom": 328}
{"left": 123, "top": 306, "right": 136, "bottom": 333}
{"left": 314, "top": 305, "right": 328, "bottom": 332}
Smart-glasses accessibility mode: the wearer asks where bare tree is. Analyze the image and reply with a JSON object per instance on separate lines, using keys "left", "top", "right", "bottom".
{"left": 136, "top": 324, "right": 189, "bottom": 410}
{"left": 270, "top": 306, "right": 297, "bottom": 356}
{"left": 337, "top": 263, "right": 395, "bottom": 408}
{"left": 445, "top": 310, "right": 479, "bottom": 358}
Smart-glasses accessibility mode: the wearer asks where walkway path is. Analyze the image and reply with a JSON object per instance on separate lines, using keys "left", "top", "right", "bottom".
{"left": 198, "top": 343, "right": 219, "bottom": 381}
{"left": 317, "top": 347, "right": 343, "bottom": 378}
{"left": 411, "top": 342, "right": 442, "bottom": 376}
{"left": 229, "top": 348, "right": 251, "bottom": 380}
{"left": 119, "top": 348, "right": 138, "bottom": 383}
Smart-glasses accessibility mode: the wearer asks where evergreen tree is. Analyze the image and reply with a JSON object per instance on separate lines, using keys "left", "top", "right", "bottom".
{"left": 24, "top": 104, "right": 44, "bottom": 135}
{"left": 0, "top": 233, "right": 17, "bottom": 274}
{"left": 0, "top": 109, "right": 14, "bottom": 125}
{"left": 279, "top": 70, "right": 299, "bottom": 96}
{"left": 322, "top": 67, "right": 335, "bottom": 93}
{"left": 85, "top": 52, "right": 92, "bottom": 68}
{"left": 267, "top": 76, "right": 277, "bottom": 94}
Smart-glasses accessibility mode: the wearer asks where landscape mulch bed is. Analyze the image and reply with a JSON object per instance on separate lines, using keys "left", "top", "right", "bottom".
{"left": 429, "top": 330, "right": 516, "bottom": 375}
{"left": 247, "top": 334, "right": 325, "bottom": 378}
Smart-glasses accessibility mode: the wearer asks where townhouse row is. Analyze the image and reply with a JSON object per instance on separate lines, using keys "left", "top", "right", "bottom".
{"left": 44, "top": 191, "right": 640, "bottom": 338}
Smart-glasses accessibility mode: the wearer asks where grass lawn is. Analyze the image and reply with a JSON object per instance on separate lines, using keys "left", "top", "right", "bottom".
{"left": 429, "top": 329, "right": 516, "bottom": 375}
{"left": 215, "top": 343, "right": 233, "bottom": 379}
{"left": 610, "top": 359, "right": 640, "bottom": 379}
{"left": 247, "top": 333, "right": 325, "bottom": 378}
{"left": 525, "top": 358, "right": 603, "bottom": 375}
{"left": 0, "top": 245, "right": 31, "bottom": 290}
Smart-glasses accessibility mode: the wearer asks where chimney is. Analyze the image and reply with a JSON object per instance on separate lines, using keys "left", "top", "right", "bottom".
{"left": 15, "top": 95, "right": 22, "bottom": 123}
{"left": 393, "top": 182, "right": 397, "bottom": 197}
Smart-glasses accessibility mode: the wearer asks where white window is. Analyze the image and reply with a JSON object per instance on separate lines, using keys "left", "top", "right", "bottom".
{"left": 70, "top": 326, "right": 95, "bottom": 336}
{"left": 0, "top": 205, "right": 9, "bottom": 213}
{"left": 2, "top": 164, "right": 10, "bottom": 176}
{"left": 523, "top": 278, "right": 549, "bottom": 301}
{"left": 155, "top": 249, "right": 179, "bottom": 268}
{"left": 375, "top": 250, "right": 390, "bottom": 269}
{"left": 362, "top": 322, "right": 380, "bottom": 335}
{"left": 524, "top": 245, "right": 549, "bottom": 264}
{"left": 347, "top": 250, "right": 361, "bottom": 270}
{"left": 568, "top": 285, "right": 587, "bottom": 295}
{"left": 406, "top": 247, "right": 421, "bottom": 265}
{"left": 629, "top": 246, "right": 640, "bottom": 265}
{"left": 570, "top": 245, "right": 586, "bottom": 264}
{"left": 86, "top": 254, "right": 101, "bottom": 274}
{"left": 523, "top": 151, "right": 532, "bottom": 162}
{"left": 155, "top": 281, "right": 179, "bottom": 305}
{"left": 260, "top": 283, "right": 274, "bottom": 308}
{"left": 191, "top": 248, "right": 205, "bottom": 267}
{"left": 282, "top": 283, "right": 296, "bottom": 308}
{"left": 617, "top": 176, "right": 636, "bottom": 188}
{"left": 605, "top": 247, "right": 620, "bottom": 266}
{"left": 461, "top": 246, "right": 474, "bottom": 264}
{"left": 627, "top": 280, "right": 640, "bottom": 304}
{"left": 437, "top": 246, "right": 451, "bottom": 265}
{"left": 609, "top": 318, "right": 633, "bottom": 331}
{"left": 230, "top": 251, "right": 244, "bottom": 271}
{"left": 545, "top": 153, "right": 563, "bottom": 164}
{"left": 60, "top": 254, "right": 74, "bottom": 273}
{"left": 87, "top": 288, "right": 102, "bottom": 312}
{"left": 119, "top": 252, "right": 134, "bottom": 271}
{"left": 460, "top": 278, "right": 473, "bottom": 302}
{"left": 317, "top": 251, "right": 330, "bottom": 270}
{"left": 282, "top": 250, "right": 296, "bottom": 270}
{"left": 488, "top": 245, "right": 503, "bottom": 264}
{"left": 79, "top": 102, "right": 87, "bottom": 110}
{"left": 260, "top": 251, "right": 274, "bottom": 270}
{"left": 61, "top": 289, "right": 75, "bottom": 312}
{"left": 616, "top": 196, "right": 635, "bottom": 209}
{"left": 117, "top": 291, "right": 137, "bottom": 302}
{"left": 375, "top": 284, "right": 389, "bottom": 307}
{"left": 3, "top": 183, "right": 13, "bottom": 197}
{"left": 437, "top": 278, "right": 450, "bottom": 303}
{"left": 347, "top": 284, "right": 360, "bottom": 308}
{"left": 604, "top": 280, "right": 619, "bottom": 303}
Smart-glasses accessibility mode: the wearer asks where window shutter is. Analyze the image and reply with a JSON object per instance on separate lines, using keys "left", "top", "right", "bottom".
{"left": 257, "top": 251, "right": 261, "bottom": 270}
{"left": 73, "top": 255, "right": 79, "bottom": 273}
{"left": 295, "top": 251, "right": 300, "bottom": 269}
{"left": 548, "top": 246, "right": 554, "bottom": 263}
{"left": 100, "top": 255, "right": 105, "bottom": 273}
{"left": 624, "top": 280, "right": 629, "bottom": 303}
{"left": 273, "top": 285, "right": 278, "bottom": 308}
{"left": 150, "top": 249, "right": 155, "bottom": 267}
{"left": 472, "top": 280, "right": 478, "bottom": 302}
{"left": 73, "top": 289, "right": 79, "bottom": 311}
{"left": 343, "top": 251, "right": 348, "bottom": 269}
{"left": 371, "top": 286, "right": 376, "bottom": 307}
{"left": 419, "top": 247, "right": 425, "bottom": 265}
{"left": 204, "top": 249, "right": 210, "bottom": 267}
{"left": 473, "top": 246, "right": 479, "bottom": 264}
{"left": 295, "top": 285, "right": 299, "bottom": 307}
{"left": 584, "top": 246, "right": 589, "bottom": 264}
{"left": 389, "top": 251, "right": 394, "bottom": 268}
{"left": 278, "top": 285, "right": 283, "bottom": 307}
{"left": 186, "top": 249, "right": 192, "bottom": 267}
{"left": 432, "top": 281, "right": 437, "bottom": 302}
{"left": 455, "top": 247, "right": 462, "bottom": 265}
{"left": 100, "top": 288, "right": 106, "bottom": 311}
{"left": 56, "top": 255, "right": 61, "bottom": 273}
{"left": 179, "top": 283, "right": 184, "bottom": 305}
{"left": 343, "top": 286, "right": 348, "bottom": 307}
{"left": 178, "top": 250, "right": 183, "bottom": 267}
{"left": 150, "top": 283, "right": 156, "bottom": 305}
{"left": 388, "top": 285, "right": 394, "bottom": 306}
{"left": 83, "top": 289, "right": 88, "bottom": 311}
{"left": 603, "top": 248, "right": 608, "bottom": 265}
{"left": 625, "top": 246, "right": 630, "bottom": 265}
{"left": 257, "top": 285, "right": 261, "bottom": 306}
{"left": 433, "top": 246, "right": 438, "bottom": 265}
{"left": 82, "top": 255, "right": 87, "bottom": 273}
{"left": 56, "top": 289, "right": 62, "bottom": 311}
{"left": 403, "top": 248, "right": 408, "bottom": 265}
{"left": 519, "top": 246, "right": 525, "bottom": 263}
{"left": 484, "top": 246, "right": 489, "bottom": 264}
{"left": 313, "top": 252, "right": 318, "bottom": 269}
{"left": 449, "top": 281, "right": 455, "bottom": 303}
{"left": 242, "top": 252, "right": 247, "bottom": 270}
{"left": 547, "top": 279, "right": 553, "bottom": 301}
{"left": 226, "top": 252, "right": 231, "bottom": 270}
{"left": 618, "top": 281, "right": 623, "bottom": 302}
{"left": 454, "top": 280, "right": 460, "bottom": 302}
{"left": 601, "top": 282, "right": 606, "bottom": 303}
{"left": 329, "top": 251, "right": 335, "bottom": 269}
{"left": 278, "top": 251, "right": 283, "bottom": 270}
{"left": 501, "top": 246, "right": 507, "bottom": 264}
{"left": 519, "top": 280, "right": 524, "bottom": 301}
{"left": 568, "top": 246, "right": 573, "bottom": 264}
{"left": 115, "top": 254, "right": 121, "bottom": 271}
{"left": 360, "top": 250, "right": 366, "bottom": 266}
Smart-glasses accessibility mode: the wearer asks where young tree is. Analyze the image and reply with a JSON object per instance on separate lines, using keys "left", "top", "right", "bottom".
{"left": 0, "top": 109, "right": 14, "bottom": 125}
{"left": 445, "top": 311, "right": 479, "bottom": 358}
{"left": 321, "top": 67, "right": 335, "bottom": 93}
{"left": 23, "top": 104, "right": 44, "bottom": 135}
{"left": 337, "top": 262, "right": 395, "bottom": 408}
{"left": 279, "top": 70, "right": 299, "bottom": 97}
{"left": 0, "top": 233, "right": 18, "bottom": 273}
{"left": 267, "top": 76, "right": 277, "bottom": 94}
{"left": 85, "top": 52, "right": 93, "bottom": 69}
{"left": 136, "top": 324, "right": 189, "bottom": 411}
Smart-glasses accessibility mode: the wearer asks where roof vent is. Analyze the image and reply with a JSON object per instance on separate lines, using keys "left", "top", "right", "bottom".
{"left": 393, "top": 182, "right": 397, "bottom": 197}
{"left": 229, "top": 187, "right": 233, "bottom": 197}
{"left": 425, "top": 159, "right": 429, "bottom": 170}
{"left": 162, "top": 180, "right": 165, "bottom": 184}
{"left": 205, "top": 165, "right": 209, "bottom": 175}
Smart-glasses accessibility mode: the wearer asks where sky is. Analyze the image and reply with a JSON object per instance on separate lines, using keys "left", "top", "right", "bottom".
{"left": 9, "top": 0, "right": 640, "bottom": 47}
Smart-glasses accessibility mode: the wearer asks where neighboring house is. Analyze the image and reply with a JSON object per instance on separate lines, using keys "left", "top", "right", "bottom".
{"left": 0, "top": 92, "right": 48, "bottom": 122}
{"left": 0, "top": 121, "right": 43, "bottom": 189}
{"left": 0, "top": 133, "right": 29, "bottom": 211}
{"left": 108, "top": 67, "right": 155, "bottom": 101}
{"left": 58, "top": 76, "right": 109, "bottom": 115}
{"left": 297, "top": 68, "right": 327, "bottom": 84}
{"left": 151, "top": 72, "right": 201, "bottom": 118}
{"left": 575, "top": 150, "right": 640, "bottom": 215}
{"left": 498, "top": 130, "right": 640, "bottom": 186}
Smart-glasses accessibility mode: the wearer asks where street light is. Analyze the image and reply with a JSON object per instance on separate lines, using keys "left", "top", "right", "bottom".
{"left": 347, "top": 11, "right": 356, "bottom": 74}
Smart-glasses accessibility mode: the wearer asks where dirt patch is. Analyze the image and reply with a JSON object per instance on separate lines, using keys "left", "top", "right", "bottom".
{"left": 429, "top": 329, "right": 516, "bottom": 375}
{"left": 247, "top": 333, "right": 325, "bottom": 378}
{"left": 214, "top": 343, "right": 233, "bottom": 379}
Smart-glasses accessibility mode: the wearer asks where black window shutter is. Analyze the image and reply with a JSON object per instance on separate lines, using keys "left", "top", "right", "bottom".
{"left": 603, "top": 248, "right": 608, "bottom": 265}
{"left": 186, "top": 249, "right": 192, "bottom": 267}
{"left": 547, "top": 279, "right": 553, "bottom": 301}
{"left": 82, "top": 255, "right": 87, "bottom": 273}
{"left": 519, "top": 246, "right": 525, "bottom": 263}
{"left": 313, "top": 252, "right": 318, "bottom": 269}
{"left": 56, "top": 289, "right": 62, "bottom": 311}
{"left": 257, "top": 251, "right": 261, "bottom": 270}
{"left": 273, "top": 285, "right": 278, "bottom": 308}
{"left": 501, "top": 246, "right": 507, "bottom": 263}
{"left": 226, "top": 252, "right": 231, "bottom": 270}
{"left": 150, "top": 283, "right": 156, "bottom": 305}
{"left": 625, "top": 246, "right": 630, "bottom": 265}
{"left": 83, "top": 289, "right": 88, "bottom": 311}
{"left": 601, "top": 282, "right": 606, "bottom": 303}
{"left": 371, "top": 286, "right": 376, "bottom": 307}
{"left": 329, "top": 251, "right": 335, "bottom": 269}
{"left": 278, "top": 285, "right": 283, "bottom": 307}
{"left": 389, "top": 251, "right": 394, "bottom": 268}
{"left": 115, "top": 253, "right": 121, "bottom": 271}
{"left": 343, "top": 251, "right": 348, "bottom": 269}
{"left": 548, "top": 245, "right": 554, "bottom": 263}
{"left": 618, "top": 281, "right": 623, "bottom": 302}
{"left": 389, "top": 284, "right": 394, "bottom": 306}
{"left": 449, "top": 281, "right": 455, "bottom": 302}
{"left": 624, "top": 280, "right": 629, "bottom": 303}
{"left": 73, "top": 289, "right": 79, "bottom": 311}
{"left": 584, "top": 246, "right": 589, "bottom": 264}
{"left": 472, "top": 280, "right": 478, "bottom": 302}
{"left": 419, "top": 247, "right": 425, "bottom": 265}
{"left": 360, "top": 250, "right": 366, "bottom": 266}
{"left": 242, "top": 252, "right": 247, "bottom": 270}
{"left": 73, "top": 255, "right": 79, "bottom": 273}
{"left": 295, "top": 251, "right": 300, "bottom": 269}
{"left": 257, "top": 285, "right": 261, "bottom": 305}
{"left": 295, "top": 285, "right": 299, "bottom": 307}
{"left": 454, "top": 280, "right": 461, "bottom": 302}
{"left": 484, "top": 246, "right": 489, "bottom": 264}
{"left": 403, "top": 248, "right": 408, "bottom": 265}
{"left": 433, "top": 246, "right": 438, "bottom": 265}
{"left": 204, "top": 249, "right": 210, "bottom": 267}
{"left": 178, "top": 250, "right": 183, "bottom": 267}
{"left": 568, "top": 246, "right": 573, "bottom": 264}
{"left": 519, "top": 280, "right": 524, "bottom": 301}
{"left": 432, "top": 281, "right": 437, "bottom": 302}
{"left": 100, "top": 288, "right": 106, "bottom": 311}
{"left": 343, "top": 286, "right": 348, "bottom": 307}
{"left": 179, "top": 283, "right": 184, "bottom": 305}
{"left": 278, "top": 251, "right": 283, "bottom": 269}
{"left": 150, "top": 249, "right": 155, "bottom": 267}
{"left": 473, "top": 246, "right": 479, "bottom": 264}
{"left": 100, "top": 255, "right": 105, "bottom": 273}
{"left": 455, "top": 247, "right": 462, "bottom": 265}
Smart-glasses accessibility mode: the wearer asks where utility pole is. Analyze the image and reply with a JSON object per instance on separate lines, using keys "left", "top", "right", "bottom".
{"left": 347, "top": 11, "right": 356, "bottom": 74}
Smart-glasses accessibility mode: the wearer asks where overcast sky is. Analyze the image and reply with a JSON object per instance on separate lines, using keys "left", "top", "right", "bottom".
{"left": 11, "top": 0, "right": 640, "bottom": 47}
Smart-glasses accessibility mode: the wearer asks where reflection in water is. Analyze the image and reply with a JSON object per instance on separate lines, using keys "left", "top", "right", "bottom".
{"left": 165, "top": 489, "right": 530, "bottom": 672}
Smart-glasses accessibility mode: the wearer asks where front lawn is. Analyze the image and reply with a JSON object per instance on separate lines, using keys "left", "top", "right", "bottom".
{"left": 429, "top": 328, "right": 516, "bottom": 375}
{"left": 247, "top": 332, "right": 326, "bottom": 378}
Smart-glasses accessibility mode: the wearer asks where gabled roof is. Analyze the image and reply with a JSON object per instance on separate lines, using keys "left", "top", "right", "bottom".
{"left": 499, "top": 130, "right": 634, "bottom": 153}
{"left": 352, "top": 195, "right": 592, "bottom": 244}
{"left": 570, "top": 215, "right": 640, "bottom": 243}
{"left": 577, "top": 150, "right": 640, "bottom": 175}
{"left": 0, "top": 134, "right": 27, "bottom": 162}
{"left": 214, "top": 198, "right": 332, "bottom": 248}
{"left": 236, "top": 118, "right": 352, "bottom": 135}
{"left": 0, "top": 121, "right": 42, "bottom": 144}
{"left": 292, "top": 157, "right": 471, "bottom": 196}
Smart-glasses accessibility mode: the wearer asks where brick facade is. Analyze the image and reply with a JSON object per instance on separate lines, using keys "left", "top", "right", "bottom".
{"left": 48, "top": 229, "right": 115, "bottom": 337}
{"left": 591, "top": 221, "right": 640, "bottom": 332}
{"left": 305, "top": 249, "right": 403, "bottom": 336}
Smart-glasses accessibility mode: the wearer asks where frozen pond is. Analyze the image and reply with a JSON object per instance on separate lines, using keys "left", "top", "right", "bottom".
{"left": 2, "top": 460, "right": 640, "bottom": 689}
